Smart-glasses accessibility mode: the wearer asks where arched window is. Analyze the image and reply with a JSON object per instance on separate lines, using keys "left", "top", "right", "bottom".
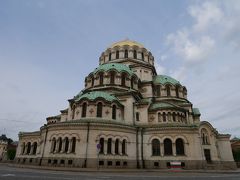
{"left": 58, "top": 138, "right": 62, "bottom": 153}
{"left": 173, "top": 112, "right": 176, "bottom": 122}
{"left": 164, "top": 138, "right": 173, "bottom": 155}
{"left": 133, "top": 50, "right": 137, "bottom": 59}
{"left": 156, "top": 85, "right": 161, "bottom": 96}
{"left": 124, "top": 50, "right": 128, "bottom": 58}
{"left": 115, "top": 139, "right": 119, "bottom": 154}
{"left": 136, "top": 112, "right": 140, "bottom": 121}
{"left": 116, "top": 50, "right": 119, "bottom": 59}
{"left": 52, "top": 138, "right": 56, "bottom": 153}
{"left": 72, "top": 105, "right": 75, "bottom": 119}
{"left": 131, "top": 77, "right": 134, "bottom": 89}
{"left": 99, "top": 72, "right": 104, "bottom": 85}
{"left": 64, "top": 137, "right": 69, "bottom": 153}
{"left": 152, "top": 139, "right": 160, "bottom": 156}
{"left": 201, "top": 129, "right": 209, "bottom": 145}
{"left": 26, "top": 142, "right": 31, "bottom": 154}
{"left": 32, "top": 142, "right": 37, "bottom": 155}
{"left": 112, "top": 105, "right": 116, "bottom": 120}
{"left": 82, "top": 102, "right": 87, "bottom": 118}
{"left": 163, "top": 112, "right": 166, "bottom": 122}
{"left": 107, "top": 138, "right": 112, "bottom": 154}
{"left": 97, "top": 102, "right": 103, "bottom": 118}
{"left": 109, "top": 53, "right": 112, "bottom": 61}
{"left": 166, "top": 85, "right": 171, "bottom": 96}
{"left": 141, "top": 52, "right": 144, "bottom": 60}
{"left": 71, "top": 137, "right": 76, "bottom": 153}
{"left": 110, "top": 71, "right": 115, "bottom": 84}
{"left": 176, "top": 138, "right": 185, "bottom": 155}
{"left": 176, "top": 86, "right": 179, "bottom": 98}
{"left": 122, "top": 139, "right": 126, "bottom": 155}
{"left": 121, "top": 73, "right": 126, "bottom": 86}
{"left": 91, "top": 76, "right": 94, "bottom": 87}
{"left": 99, "top": 138, "right": 104, "bottom": 154}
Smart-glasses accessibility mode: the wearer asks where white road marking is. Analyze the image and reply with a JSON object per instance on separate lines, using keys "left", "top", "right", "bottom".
{"left": 1, "top": 174, "right": 16, "bottom": 177}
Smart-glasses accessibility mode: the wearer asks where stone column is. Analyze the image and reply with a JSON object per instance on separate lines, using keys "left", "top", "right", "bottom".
{"left": 119, "top": 142, "right": 122, "bottom": 155}
{"left": 160, "top": 143, "right": 164, "bottom": 156}
{"left": 173, "top": 143, "right": 176, "bottom": 156}
{"left": 30, "top": 144, "right": 34, "bottom": 155}
{"left": 24, "top": 144, "right": 28, "bottom": 155}
{"left": 104, "top": 140, "right": 107, "bottom": 155}
{"left": 112, "top": 140, "right": 115, "bottom": 155}
{"left": 55, "top": 140, "right": 59, "bottom": 153}
{"left": 67, "top": 139, "right": 73, "bottom": 153}
{"left": 61, "top": 139, "right": 66, "bottom": 153}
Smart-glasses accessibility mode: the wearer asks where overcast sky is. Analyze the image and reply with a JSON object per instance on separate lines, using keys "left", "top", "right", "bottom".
{"left": 0, "top": 0, "right": 240, "bottom": 140}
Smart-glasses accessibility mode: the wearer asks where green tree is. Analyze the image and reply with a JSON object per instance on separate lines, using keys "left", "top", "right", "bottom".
{"left": 7, "top": 149, "right": 16, "bottom": 160}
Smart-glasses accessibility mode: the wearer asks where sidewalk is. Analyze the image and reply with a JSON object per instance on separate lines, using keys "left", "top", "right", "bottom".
{"left": 3, "top": 163, "right": 240, "bottom": 174}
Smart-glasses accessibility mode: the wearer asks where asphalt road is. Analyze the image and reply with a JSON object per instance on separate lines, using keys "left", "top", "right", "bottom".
{"left": 0, "top": 164, "right": 240, "bottom": 180}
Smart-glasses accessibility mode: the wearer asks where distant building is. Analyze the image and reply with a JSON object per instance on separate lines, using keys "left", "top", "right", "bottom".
{"left": 15, "top": 40, "right": 236, "bottom": 169}
{"left": 231, "top": 138, "right": 240, "bottom": 152}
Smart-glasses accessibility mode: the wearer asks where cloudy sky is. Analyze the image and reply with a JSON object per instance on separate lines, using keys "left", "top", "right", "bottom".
{"left": 0, "top": 0, "right": 240, "bottom": 140}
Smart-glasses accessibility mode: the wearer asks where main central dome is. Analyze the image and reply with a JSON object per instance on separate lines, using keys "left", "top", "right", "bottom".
{"left": 109, "top": 39, "right": 144, "bottom": 48}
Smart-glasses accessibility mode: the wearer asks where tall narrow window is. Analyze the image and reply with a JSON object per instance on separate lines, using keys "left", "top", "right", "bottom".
{"left": 131, "top": 77, "right": 134, "bottom": 89}
{"left": 163, "top": 112, "right": 166, "bottom": 122}
{"left": 173, "top": 112, "right": 176, "bottom": 122}
{"left": 110, "top": 71, "right": 115, "bottom": 84}
{"left": 121, "top": 73, "right": 126, "bottom": 86}
{"left": 136, "top": 112, "right": 140, "bottom": 121}
{"left": 26, "top": 142, "right": 31, "bottom": 154}
{"left": 133, "top": 50, "right": 137, "bottom": 59}
{"left": 122, "top": 139, "right": 126, "bottom": 155}
{"left": 97, "top": 102, "right": 103, "bottom": 118}
{"left": 109, "top": 53, "right": 112, "bottom": 61}
{"left": 141, "top": 52, "right": 144, "bottom": 60}
{"left": 32, "top": 142, "right": 37, "bottom": 155}
{"left": 64, "top": 137, "right": 69, "bottom": 153}
{"left": 152, "top": 139, "right": 160, "bottom": 156}
{"left": 115, "top": 139, "right": 119, "bottom": 154}
{"left": 166, "top": 85, "right": 171, "bottom": 96}
{"left": 71, "top": 137, "right": 76, "bottom": 153}
{"left": 99, "top": 73, "right": 104, "bottom": 85}
{"left": 100, "top": 138, "right": 104, "bottom": 154}
{"left": 116, "top": 50, "right": 119, "bottom": 59}
{"left": 164, "top": 138, "right": 172, "bottom": 155}
{"left": 112, "top": 105, "right": 116, "bottom": 120}
{"left": 52, "top": 138, "right": 56, "bottom": 152}
{"left": 176, "top": 86, "right": 179, "bottom": 97}
{"left": 82, "top": 102, "right": 87, "bottom": 118}
{"left": 176, "top": 138, "right": 184, "bottom": 155}
{"left": 107, "top": 138, "right": 112, "bottom": 154}
{"left": 124, "top": 50, "right": 128, "bottom": 58}
{"left": 58, "top": 138, "right": 62, "bottom": 153}
{"left": 156, "top": 85, "right": 161, "bottom": 96}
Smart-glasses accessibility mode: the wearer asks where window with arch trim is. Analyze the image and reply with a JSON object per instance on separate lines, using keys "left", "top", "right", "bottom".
{"left": 124, "top": 50, "right": 128, "bottom": 58}
{"left": 176, "top": 138, "right": 185, "bottom": 155}
{"left": 107, "top": 138, "right": 112, "bottom": 154}
{"left": 58, "top": 138, "right": 62, "bottom": 153}
{"left": 121, "top": 73, "right": 126, "bottom": 86}
{"left": 64, "top": 137, "right": 69, "bottom": 153}
{"left": 97, "top": 102, "right": 103, "bottom": 118}
{"left": 112, "top": 105, "right": 116, "bottom": 120}
{"left": 110, "top": 71, "right": 115, "bottom": 84}
{"left": 99, "top": 138, "right": 104, "bottom": 154}
{"left": 109, "top": 53, "right": 112, "bottom": 61}
{"left": 166, "top": 85, "right": 171, "bottom": 96}
{"left": 122, "top": 139, "right": 126, "bottom": 155}
{"left": 26, "top": 142, "right": 31, "bottom": 154}
{"left": 82, "top": 102, "right": 87, "bottom": 118}
{"left": 164, "top": 138, "right": 173, "bottom": 155}
{"left": 133, "top": 50, "right": 137, "bottom": 59}
{"left": 141, "top": 52, "right": 144, "bottom": 60}
{"left": 91, "top": 76, "right": 94, "bottom": 87}
{"left": 115, "top": 139, "right": 119, "bottom": 154}
{"left": 32, "top": 142, "right": 37, "bottom": 155}
{"left": 99, "top": 72, "right": 104, "bottom": 85}
{"left": 152, "top": 139, "right": 160, "bottom": 156}
{"left": 116, "top": 50, "right": 119, "bottom": 59}
{"left": 71, "top": 137, "right": 76, "bottom": 153}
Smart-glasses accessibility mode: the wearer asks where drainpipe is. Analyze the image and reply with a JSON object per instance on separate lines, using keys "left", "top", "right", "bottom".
{"left": 84, "top": 122, "right": 90, "bottom": 168}
{"left": 39, "top": 125, "right": 48, "bottom": 166}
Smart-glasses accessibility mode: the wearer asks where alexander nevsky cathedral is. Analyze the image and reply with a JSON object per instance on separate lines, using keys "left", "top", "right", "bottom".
{"left": 15, "top": 40, "right": 236, "bottom": 169}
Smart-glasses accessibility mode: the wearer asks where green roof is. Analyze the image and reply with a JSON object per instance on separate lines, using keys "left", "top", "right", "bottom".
{"left": 153, "top": 75, "right": 180, "bottom": 85}
{"left": 74, "top": 91, "right": 120, "bottom": 103}
{"left": 149, "top": 102, "right": 175, "bottom": 111}
{"left": 93, "top": 63, "right": 134, "bottom": 76}
{"left": 193, "top": 108, "right": 201, "bottom": 116}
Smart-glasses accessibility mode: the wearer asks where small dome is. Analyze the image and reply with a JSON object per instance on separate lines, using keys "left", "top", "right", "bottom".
{"left": 153, "top": 75, "right": 181, "bottom": 85}
{"left": 109, "top": 39, "right": 144, "bottom": 48}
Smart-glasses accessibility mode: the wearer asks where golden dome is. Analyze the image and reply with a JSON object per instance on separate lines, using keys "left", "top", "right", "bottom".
{"left": 109, "top": 39, "right": 144, "bottom": 48}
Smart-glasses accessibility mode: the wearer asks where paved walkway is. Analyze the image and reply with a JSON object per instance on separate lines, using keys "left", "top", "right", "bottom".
{"left": 3, "top": 163, "right": 240, "bottom": 174}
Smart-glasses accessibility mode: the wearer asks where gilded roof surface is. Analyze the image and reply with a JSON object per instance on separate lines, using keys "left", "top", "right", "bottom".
{"left": 93, "top": 63, "right": 134, "bottom": 75}
{"left": 74, "top": 91, "right": 120, "bottom": 103}
{"left": 109, "top": 39, "right": 144, "bottom": 48}
{"left": 153, "top": 75, "right": 180, "bottom": 85}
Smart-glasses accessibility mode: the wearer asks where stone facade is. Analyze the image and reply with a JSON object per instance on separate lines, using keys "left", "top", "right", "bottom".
{"left": 15, "top": 40, "right": 236, "bottom": 169}
{"left": 0, "top": 140, "right": 8, "bottom": 161}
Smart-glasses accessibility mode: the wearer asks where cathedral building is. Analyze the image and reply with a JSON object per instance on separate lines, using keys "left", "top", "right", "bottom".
{"left": 15, "top": 40, "right": 236, "bottom": 169}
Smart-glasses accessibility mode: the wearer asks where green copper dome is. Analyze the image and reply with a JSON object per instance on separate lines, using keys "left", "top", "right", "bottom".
{"left": 74, "top": 91, "right": 120, "bottom": 103}
{"left": 149, "top": 102, "right": 175, "bottom": 111}
{"left": 153, "top": 75, "right": 180, "bottom": 85}
{"left": 93, "top": 63, "right": 134, "bottom": 76}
